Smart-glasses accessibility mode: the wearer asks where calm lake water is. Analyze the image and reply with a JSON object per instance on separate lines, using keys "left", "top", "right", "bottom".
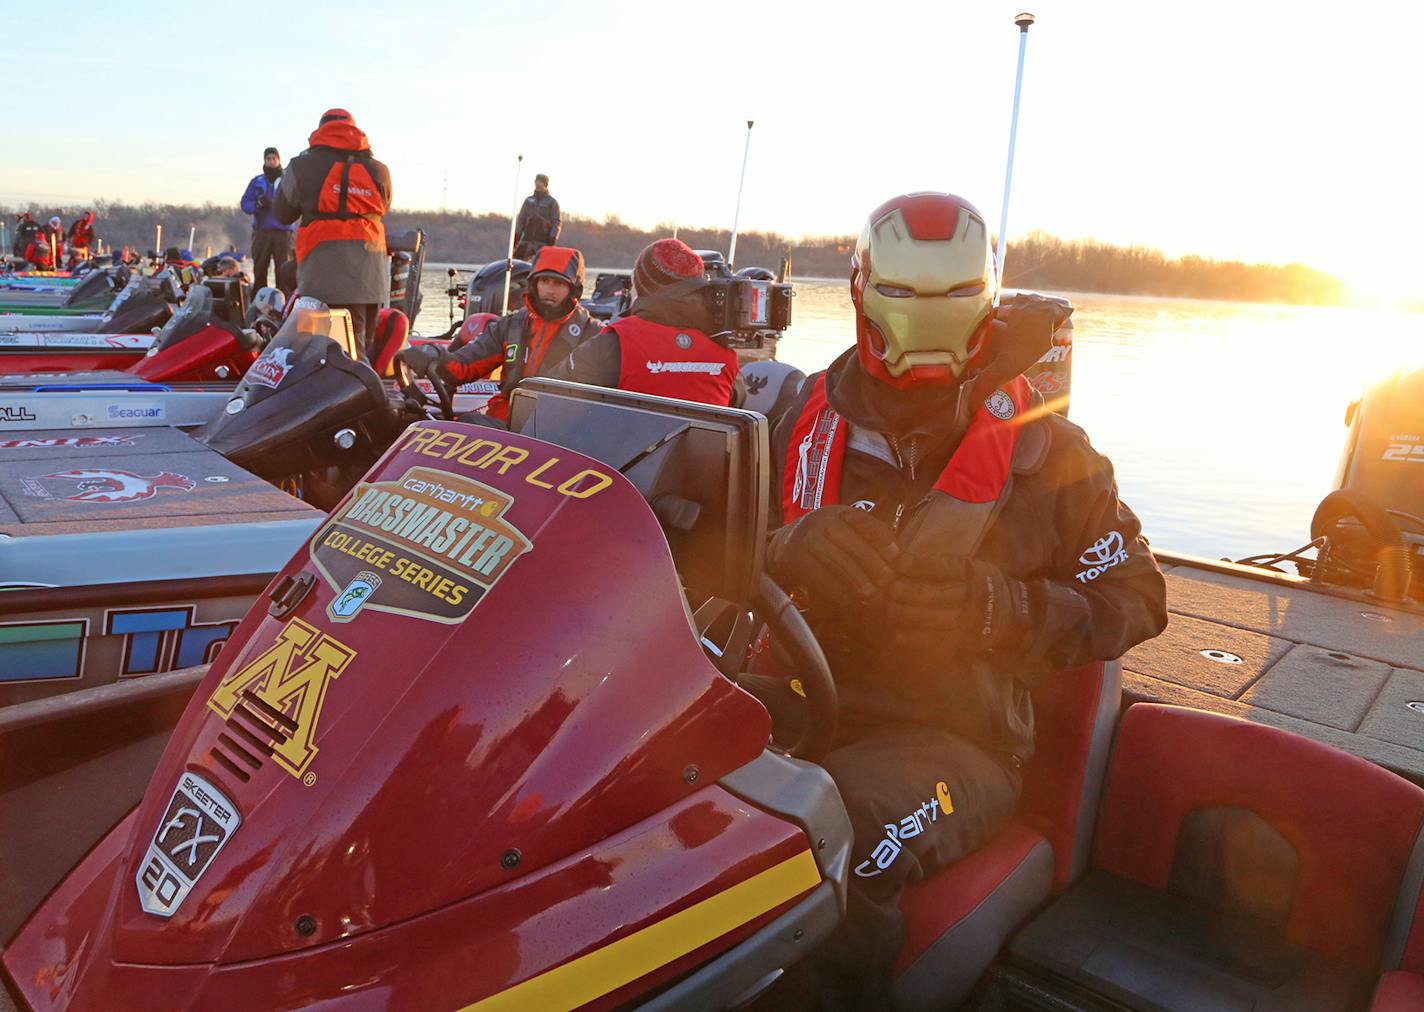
{"left": 417, "top": 266, "right": 1424, "bottom": 561}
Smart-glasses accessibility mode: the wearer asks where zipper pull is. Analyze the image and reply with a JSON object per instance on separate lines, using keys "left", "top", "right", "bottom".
{"left": 893, "top": 503, "right": 905, "bottom": 532}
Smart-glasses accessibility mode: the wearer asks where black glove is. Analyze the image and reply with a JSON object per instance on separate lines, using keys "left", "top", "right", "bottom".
{"left": 767, "top": 505, "right": 899, "bottom": 610}
{"left": 882, "top": 554, "right": 1030, "bottom": 660}
{"left": 396, "top": 343, "right": 451, "bottom": 382}
{"left": 255, "top": 195, "right": 272, "bottom": 212}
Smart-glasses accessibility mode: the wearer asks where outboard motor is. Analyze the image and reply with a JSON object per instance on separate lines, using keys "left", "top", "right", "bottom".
{"left": 1016, "top": 292, "right": 1073, "bottom": 417}
{"left": 465, "top": 258, "right": 529, "bottom": 318}
{"left": 198, "top": 303, "right": 400, "bottom": 493}
{"left": 387, "top": 228, "right": 426, "bottom": 322}
{"left": 696, "top": 249, "right": 733, "bottom": 278}
{"left": 129, "top": 285, "right": 262, "bottom": 383}
{"left": 581, "top": 271, "right": 632, "bottom": 320}
{"left": 1311, "top": 367, "right": 1424, "bottom": 601}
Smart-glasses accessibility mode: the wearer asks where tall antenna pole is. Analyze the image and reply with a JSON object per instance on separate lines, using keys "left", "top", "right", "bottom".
{"left": 502, "top": 154, "right": 524, "bottom": 315}
{"left": 996, "top": 13, "right": 1035, "bottom": 286}
{"left": 727, "top": 120, "right": 754, "bottom": 269}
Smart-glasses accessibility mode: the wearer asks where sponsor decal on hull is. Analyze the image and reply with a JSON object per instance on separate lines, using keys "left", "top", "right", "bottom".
{"left": 206, "top": 619, "right": 356, "bottom": 779}
{"left": 0, "top": 434, "right": 138, "bottom": 450}
{"left": 135, "top": 772, "right": 241, "bottom": 918}
{"left": 21, "top": 468, "right": 196, "bottom": 502}
{"left": 106, "top": 402, "right": 164, "bottom": 421}
{"left": 246, "top": 346, "right": 295, "bottom": 390}
{"left": 0, "top": 406, "right": 37, "bottom": 423}
{"left": 311, "top": 465, "right": 533, "bottom": 624}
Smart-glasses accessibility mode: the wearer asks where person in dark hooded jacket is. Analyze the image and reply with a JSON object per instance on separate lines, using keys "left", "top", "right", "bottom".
{"left": 759, "top": 192, "right": 1167, "bottom": 1008}
{"left": 396, "top": 245, "right": 600, "bottom": 424}
{"left": 273, "top": 110, "right": 392, "bottom": 358}
{"left": 512, "top": 174, "right": 561, "bottom": 260}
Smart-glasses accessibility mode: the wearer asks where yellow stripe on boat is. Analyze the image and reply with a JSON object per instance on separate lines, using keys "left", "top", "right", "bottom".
{"left": 460, "top": 848, "right": 822, "bottom": 1012}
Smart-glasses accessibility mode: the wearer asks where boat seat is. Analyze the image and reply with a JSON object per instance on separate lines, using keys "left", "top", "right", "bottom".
{"left": 887, "top": 659, "right": 1121, "bottom": 1010}
{"left": 371, "top": 307, "right": 409, "bottom": 377}
{"left": 1373, "top": 816, "right": 1424, "bottom": 1010}
{"left": 1002, "top": 703, "right": 1424, "bottom": 1012}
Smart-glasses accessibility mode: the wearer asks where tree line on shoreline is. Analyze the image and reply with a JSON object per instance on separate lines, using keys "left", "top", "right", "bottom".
{"left": 4, "top": 200, "right": 1350, "bottom": 307}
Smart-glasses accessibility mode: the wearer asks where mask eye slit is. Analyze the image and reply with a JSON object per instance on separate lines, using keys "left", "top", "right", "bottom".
{"left": 946, "top": 283, "right": 985, "bottom": 298}
{"left": 873, "top": 283, "right": 916, "bottom": 298}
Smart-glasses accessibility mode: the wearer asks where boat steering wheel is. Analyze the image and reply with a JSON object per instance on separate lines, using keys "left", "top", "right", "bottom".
{"left": 393, "top": 352, "right": 456, "bottom": 422}
{"left": 748, "top": 574, "right": 839, "bottom": 763}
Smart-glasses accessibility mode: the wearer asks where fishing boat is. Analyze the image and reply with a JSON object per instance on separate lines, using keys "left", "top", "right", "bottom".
{"left": 0, "top": 299, "right": 1417, "bottom": 1009}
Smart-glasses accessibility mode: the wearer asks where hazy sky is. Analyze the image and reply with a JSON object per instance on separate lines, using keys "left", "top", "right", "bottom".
{"left": 4, "top": 2, "right": 1420, "bottom": 300}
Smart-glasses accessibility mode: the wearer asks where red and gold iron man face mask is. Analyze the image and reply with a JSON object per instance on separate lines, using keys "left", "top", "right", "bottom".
{"left": 851, "top": 192, "right": 998, "bottom": 388}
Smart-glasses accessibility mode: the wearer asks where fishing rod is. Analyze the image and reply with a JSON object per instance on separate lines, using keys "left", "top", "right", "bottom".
{"left": 727, "top": 120, "right": 754, "bottom": 269}
{"left": 501, "top": 154, "right": 523, "bottom": 315}
{"left": 996, "top": 12, "right": 1035, "bottom": 285}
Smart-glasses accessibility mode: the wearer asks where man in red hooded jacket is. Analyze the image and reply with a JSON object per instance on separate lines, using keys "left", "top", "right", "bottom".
{"left": 398, "top": 245, "right": 601, "bottom": 424}
{"left": 273, "top": 109, "right": 392, "bottom": 359}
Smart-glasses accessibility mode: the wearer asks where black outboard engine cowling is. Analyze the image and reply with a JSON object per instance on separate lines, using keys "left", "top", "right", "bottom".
{"left": 1316, "top": 366, "right": 1424, "bottom": 600}
{"left": 198, "top": 305, "right": 398, "bottom": 481}
{"left": 465, "top": 258, "right": 530, "bottom": 318}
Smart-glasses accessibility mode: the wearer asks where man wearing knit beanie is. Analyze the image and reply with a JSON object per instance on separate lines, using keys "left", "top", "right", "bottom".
{"left": 549, "top": 238, "right": 745, "bottom": 408}
{"left": 239, "top": 145, "right": 295, "bottom": 290}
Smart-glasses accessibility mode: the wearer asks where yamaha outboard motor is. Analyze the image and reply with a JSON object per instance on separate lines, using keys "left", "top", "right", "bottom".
{"left": 1311, "top": 367, "right": 1424, "bottom": 602}
{"left": 465, "top": 258, "right": 530, "bottom": 318}
{"left": 198, "top": 303, "right": 400, "bottom": 497}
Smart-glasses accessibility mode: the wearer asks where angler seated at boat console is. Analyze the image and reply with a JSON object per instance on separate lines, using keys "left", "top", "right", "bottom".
{"left": 508, "top": 377, "right": 769, "bottom": 607}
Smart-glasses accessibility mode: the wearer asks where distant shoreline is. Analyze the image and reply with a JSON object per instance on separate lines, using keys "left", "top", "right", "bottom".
{"left": 5, "top": 199, "right": 1366, "bottom": 309}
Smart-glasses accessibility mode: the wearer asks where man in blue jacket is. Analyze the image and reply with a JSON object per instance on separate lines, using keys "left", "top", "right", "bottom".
{"left": 240, "top": 146, "right": 295, "bottom": 290}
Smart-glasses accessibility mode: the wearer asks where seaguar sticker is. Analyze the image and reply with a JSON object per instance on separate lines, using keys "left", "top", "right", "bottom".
{"left": 135, "top": 772, "right": 241, "bottom": 918}
{"left": 310, "top": 466, "right": 532, "bottom": 624}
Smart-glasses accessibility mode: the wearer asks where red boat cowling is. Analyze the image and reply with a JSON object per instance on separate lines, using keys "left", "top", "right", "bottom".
{"left": 3, "top": 422, "right": 820, "bottom": 1010}
{"left": 128, "top": 322, "right": 259, "bottom": 383}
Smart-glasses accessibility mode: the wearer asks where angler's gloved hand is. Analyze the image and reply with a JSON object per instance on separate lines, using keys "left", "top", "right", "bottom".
{"left": 255, "top": 194, "right": 272, "bottom": 212}
{"left": 883, "top": 554, "right": 1031, "bottom": 660}
{"left": 767, "top": 505, "right": 899, "bottom": 613}
{"left": 396, "top": 343, "right": 451, "bottom": 382}
{"left": 979, "top": 293, "right": 1073, "bottom": 383}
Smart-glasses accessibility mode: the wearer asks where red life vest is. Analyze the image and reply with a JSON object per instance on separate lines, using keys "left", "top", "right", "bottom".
{"left": 295, "top": 121, "right": 387, "bottom": 263}
{"left": 610, "top": 316, "right": 740, "bottom": 406}
{"left": 782, "top": 373, "right": 1034, "bottom": 522}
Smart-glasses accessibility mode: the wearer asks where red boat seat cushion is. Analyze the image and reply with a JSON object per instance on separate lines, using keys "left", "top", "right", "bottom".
{"left": 1093, "top": 703, "right": 1424, "bottom": 975}
{"left": 890, "top": 660, "right": 1120, "bottom": 1009}
{"left": 372, "top": 307, "right": 410, "bottom": 377}
{"left": 1372, "top": 972, "right": 1424, "bottom": 1012}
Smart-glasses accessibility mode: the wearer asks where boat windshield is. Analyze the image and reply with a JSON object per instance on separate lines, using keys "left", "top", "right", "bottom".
{"left": 270, "top": 301, "right": 361, "bottom": 360}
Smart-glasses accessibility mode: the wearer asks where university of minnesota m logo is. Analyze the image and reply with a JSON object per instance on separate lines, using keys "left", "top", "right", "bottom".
{"left": 207, "top": 619, "right": 357, "bottom": 778}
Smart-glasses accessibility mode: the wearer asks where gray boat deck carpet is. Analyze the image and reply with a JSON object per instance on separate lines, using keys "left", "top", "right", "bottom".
{"left": 1125, "top": 555, "right": 1424, "bottom": 783}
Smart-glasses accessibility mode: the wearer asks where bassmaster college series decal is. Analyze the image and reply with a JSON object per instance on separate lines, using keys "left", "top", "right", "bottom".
{"left": 311, "top": 466, "right": 532, "bottom": 624}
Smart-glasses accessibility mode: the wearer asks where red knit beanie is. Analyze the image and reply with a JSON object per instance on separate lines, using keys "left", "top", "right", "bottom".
{"left": 633, "top": 238, "right": 704, "bottom": 297}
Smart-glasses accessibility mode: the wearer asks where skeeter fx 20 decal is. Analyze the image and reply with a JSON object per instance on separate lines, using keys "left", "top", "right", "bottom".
{"left": 135, "top": 772, "right": 241, "bottom": 918}
{"left": 311, "top": 466, "right": 532, "bottom": 624}
{"left": 206, "top": 619, "right": 356, "bottom": 779}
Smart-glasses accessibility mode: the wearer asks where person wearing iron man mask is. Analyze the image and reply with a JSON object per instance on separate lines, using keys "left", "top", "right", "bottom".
{"left": 758, "top": 192, "right": 1167, "bottom": 1006}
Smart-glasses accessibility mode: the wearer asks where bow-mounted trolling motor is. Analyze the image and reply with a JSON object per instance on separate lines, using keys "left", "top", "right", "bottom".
{"left": 1237, "top": 366, "right": 1424, "bottom": 603}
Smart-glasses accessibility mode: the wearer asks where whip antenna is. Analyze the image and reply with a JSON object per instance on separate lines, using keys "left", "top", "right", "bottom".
{"left": 727, "top": 120, "right": 754, "bottom": 269}
{"left": 502, "top": 154, "right": 524, "bottom": 315}
{"left": 996, "top": 12, "right": 1035, "bottom": 285}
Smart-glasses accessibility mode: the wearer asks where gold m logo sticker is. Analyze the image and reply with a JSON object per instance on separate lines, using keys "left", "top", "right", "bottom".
{"left": 207, "top": 619, "right": 356, "bottom": 778}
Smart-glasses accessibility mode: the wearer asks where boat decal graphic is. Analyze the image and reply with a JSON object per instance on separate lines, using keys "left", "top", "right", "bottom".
{"left": 135, "top": 772, "right": 241, "bottom": 918}
{"left": 310, "top": 466, "right": 533, "bottom": 624}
